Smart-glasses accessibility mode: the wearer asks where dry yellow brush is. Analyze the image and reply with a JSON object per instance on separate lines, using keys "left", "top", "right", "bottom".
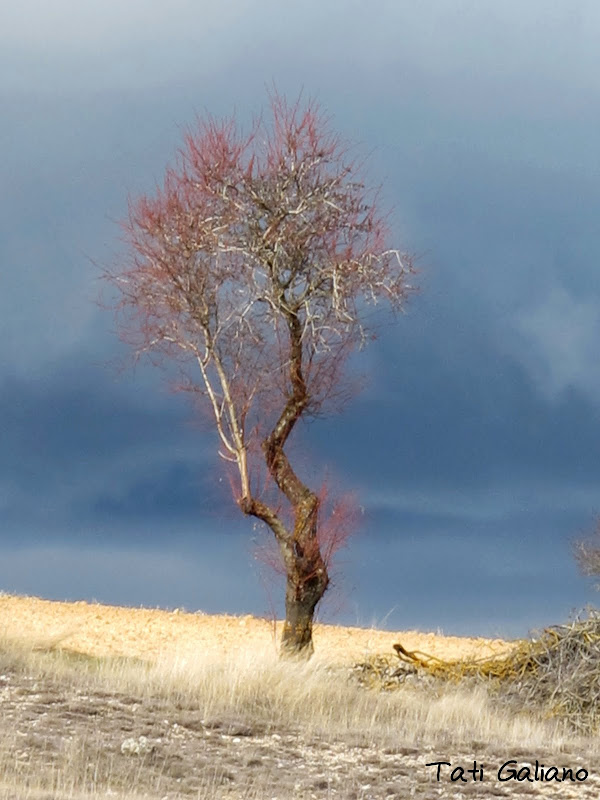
{"left": 359, "top": 610, "right": 600, "bottom": 734}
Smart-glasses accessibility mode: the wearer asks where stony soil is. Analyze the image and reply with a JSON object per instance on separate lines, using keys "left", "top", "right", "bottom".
{"left": 1, "top": 594, "right": 598, "bottom": 799}
{"left": 1, "top": 662, "right": 599, "bottom": 800}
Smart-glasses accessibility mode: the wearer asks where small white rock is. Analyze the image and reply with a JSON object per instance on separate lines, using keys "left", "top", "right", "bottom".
{"left": 120, "top": 736, "right": 155, "bottom": 756}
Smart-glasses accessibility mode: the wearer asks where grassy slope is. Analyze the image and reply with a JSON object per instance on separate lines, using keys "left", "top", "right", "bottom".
{"left": 1, "top": 612, "right": 598, "bottom": 800}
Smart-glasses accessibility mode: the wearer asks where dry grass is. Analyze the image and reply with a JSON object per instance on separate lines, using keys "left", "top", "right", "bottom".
{"left": 0, "top": 632, "right": 573, "bottom": 745}
{"left": 1, "top": 626, "right": 599, "bottom": 800}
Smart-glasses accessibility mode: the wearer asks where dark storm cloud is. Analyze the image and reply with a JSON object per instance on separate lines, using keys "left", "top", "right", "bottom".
{"left": 311, "top": 300, "right": 600, "bottom": 495}
{"left": 0, "top": 362, "right": 224, "bottom": 541}
{"left": 2, "top": 1, "right": 600, "bottom": 633}
{"left": 345, "top": 530, "right": 589, "bottom": 639}
{"left": 0, "top": 534, "right": 263, "bottom": 614}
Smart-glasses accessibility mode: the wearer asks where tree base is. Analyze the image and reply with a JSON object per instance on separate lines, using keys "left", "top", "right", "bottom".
{"left": 279, "top": 619, "right": 315, "bottom": 659}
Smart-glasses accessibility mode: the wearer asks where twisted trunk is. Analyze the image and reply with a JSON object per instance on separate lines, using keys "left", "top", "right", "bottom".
{"left": 279, "top": 489, "right": 329, "bottom": 657}
{"left": 239, "top": 309, "right": 329, "bottom": 657}
{"left": 240, "top": 476, "right": 329, "bottom": 658}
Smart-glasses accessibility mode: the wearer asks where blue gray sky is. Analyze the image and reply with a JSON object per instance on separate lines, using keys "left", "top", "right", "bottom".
{"left": 3, "top": 1, "right": 600, "bottom": 638}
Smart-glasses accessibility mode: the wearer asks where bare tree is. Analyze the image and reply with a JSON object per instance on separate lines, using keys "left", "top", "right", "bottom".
{"left": 107, "top": 92, "right": 414, "bottom": 656}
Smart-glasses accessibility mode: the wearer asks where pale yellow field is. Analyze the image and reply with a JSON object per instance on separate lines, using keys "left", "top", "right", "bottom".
{"left": 0, "top": 592, "right": 512, "bottom": 665}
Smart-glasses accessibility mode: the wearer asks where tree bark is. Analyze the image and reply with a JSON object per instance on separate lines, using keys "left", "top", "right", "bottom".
{"left": 240, "top": 481, "right": 330, "bottom": 657}
{"left": 239, "top": 308, "right": 331, "bottom": 657}
{"left": 280, "top": 554, "right": 329, "bottom": 657}
{"left": 278, "top": 489, "right": 330, "bottom": 657}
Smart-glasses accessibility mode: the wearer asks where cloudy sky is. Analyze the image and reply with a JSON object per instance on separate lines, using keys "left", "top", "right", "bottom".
{"left": 3, "top": 1, "right": 600, "bottom": 638}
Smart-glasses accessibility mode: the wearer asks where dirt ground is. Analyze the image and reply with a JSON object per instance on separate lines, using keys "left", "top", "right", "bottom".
{"left": 0, "top": 593, "right": 512, "bottom": 665}
{"left": 1, "top": 664, "right": 598, "bottom": 800}
{"left": 3, "top": 594, "right": 598, "bottom": 800}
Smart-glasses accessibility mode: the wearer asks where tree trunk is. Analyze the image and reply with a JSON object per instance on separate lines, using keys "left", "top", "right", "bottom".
{"left": 254, "top": 311, "right": 331, "bottom": 658}
{"left": 237, "top": 491, "right": 329, "bottom": 657}
{"left": 279, "top": 495, "right": 330, "bottom": 658}
{"left": 280, "top": 564, "right": 329, "bottom": 658}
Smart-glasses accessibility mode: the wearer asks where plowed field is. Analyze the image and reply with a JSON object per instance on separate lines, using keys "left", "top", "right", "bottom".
{"left": 0, "top": 593, "right": 512, "bottom": 664}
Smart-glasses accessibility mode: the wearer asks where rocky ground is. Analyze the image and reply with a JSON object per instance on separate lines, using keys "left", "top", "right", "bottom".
{"left": 1, "top": 659, "right": 599, "bottom": 800}
{"left": 1, "top": 594, "right": 598, "bottom": 799}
